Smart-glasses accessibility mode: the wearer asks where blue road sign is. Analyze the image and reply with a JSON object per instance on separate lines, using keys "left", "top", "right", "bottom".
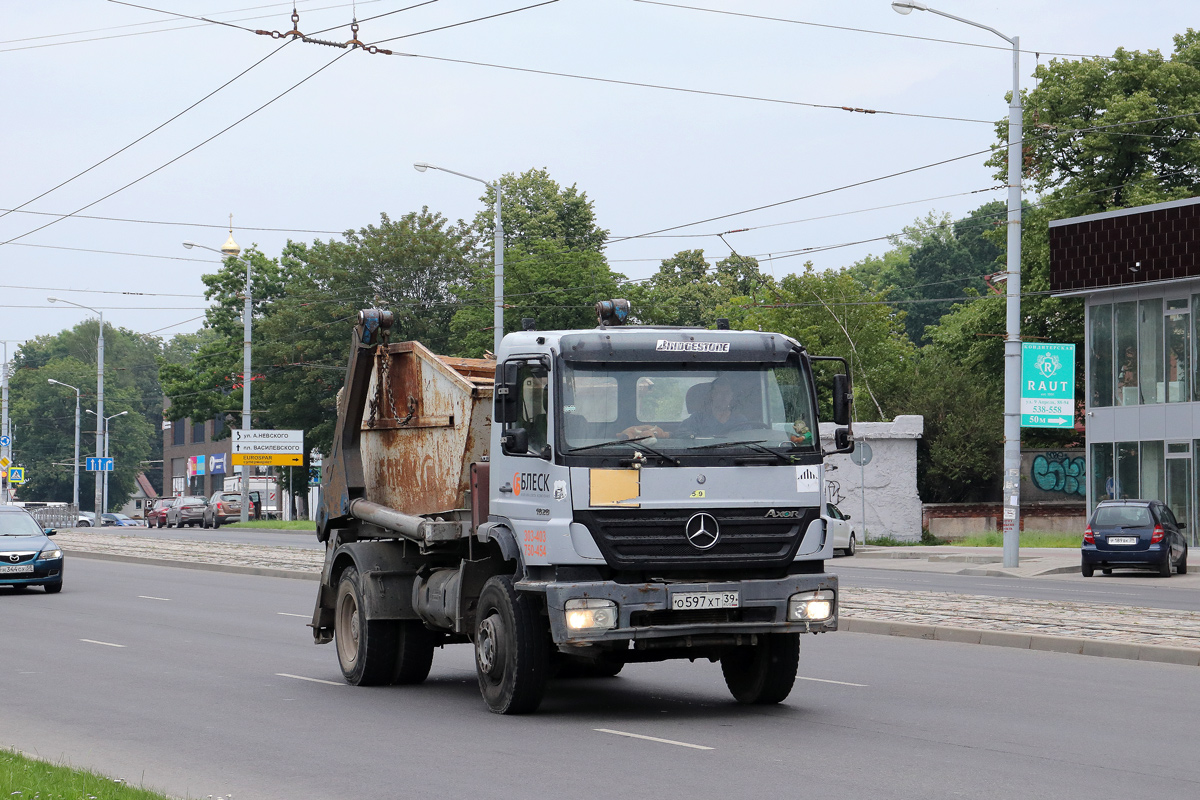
{"left": 8, "top": 467, "right": 25, "bottom": 484}
{"left": 0, "top": 435, "right": 10, "bottom": 447}
{"left": 86, "top": 457, "right": 115, "bottom": 472}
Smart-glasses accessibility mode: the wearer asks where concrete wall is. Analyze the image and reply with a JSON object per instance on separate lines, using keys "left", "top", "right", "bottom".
{"left": 923, "top": 503, "right": 1087, "bottom": 537}
{"left": 821, "top": 415, "right": 923, "bottom": 542}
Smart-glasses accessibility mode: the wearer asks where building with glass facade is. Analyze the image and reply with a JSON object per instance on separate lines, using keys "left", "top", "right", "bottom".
{"left": 1050, "top": 196, "right": 1200, "bottom": 546}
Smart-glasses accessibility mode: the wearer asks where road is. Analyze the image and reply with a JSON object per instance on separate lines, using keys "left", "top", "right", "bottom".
{"left": 831, "top": 563, "right": 1200, "bottom": 612}
{"left": 3, "top": 559, "right": 1197, "bottom": 800}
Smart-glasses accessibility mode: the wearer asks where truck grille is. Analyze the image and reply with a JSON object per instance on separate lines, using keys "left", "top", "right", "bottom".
{"left": 574, "top": 507, "right": 818, "bottom": 570}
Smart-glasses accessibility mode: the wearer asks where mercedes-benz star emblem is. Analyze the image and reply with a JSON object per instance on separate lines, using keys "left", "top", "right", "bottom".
{"left": 685, "top": 512, "right": 720, "bottom": 550}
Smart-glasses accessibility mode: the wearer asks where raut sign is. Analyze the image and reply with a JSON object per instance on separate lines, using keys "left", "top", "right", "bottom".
{"left": 1021, "top": 343, "right": 1076, "bottom": 429}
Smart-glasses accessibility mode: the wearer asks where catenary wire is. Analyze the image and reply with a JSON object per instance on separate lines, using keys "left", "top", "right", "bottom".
{"left": 0, "top": 207, "right": 348, "bottom": 235}
{"left": 7, "top": 242, "right": 221, "bottom": 264}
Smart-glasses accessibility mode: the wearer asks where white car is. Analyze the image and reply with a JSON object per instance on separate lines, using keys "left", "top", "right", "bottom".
{"left": 824, "top": 503, "right": 857, "bottom": 556}
{"left": 75, "top": 511, "right": 96, "bottom": 528}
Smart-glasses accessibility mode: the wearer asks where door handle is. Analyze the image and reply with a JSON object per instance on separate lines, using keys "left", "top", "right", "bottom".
{"left": 499, "top": 483, "right": 514, "bottom": 494}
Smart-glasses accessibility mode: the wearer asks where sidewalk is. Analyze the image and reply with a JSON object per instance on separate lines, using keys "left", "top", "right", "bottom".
{"left": 53, "top": 530, "right": 1200, "bottom": 666}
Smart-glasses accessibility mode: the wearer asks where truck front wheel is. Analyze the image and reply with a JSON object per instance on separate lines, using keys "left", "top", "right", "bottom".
{"left": 335, "top": 567, "right": 398, "bottom": 686}
{"left": 721, "top": 633, "right": 800, "bottom": 705}
{"left": 474, "top": 575, "right": 550, "bottom": 714}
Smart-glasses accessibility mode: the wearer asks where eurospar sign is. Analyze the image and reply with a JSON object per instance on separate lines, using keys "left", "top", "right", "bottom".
{"left": 1021, "top": 343, "right": 1075, "bottom": 430}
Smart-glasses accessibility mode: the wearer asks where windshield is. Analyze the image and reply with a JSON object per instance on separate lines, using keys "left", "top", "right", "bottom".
{"left": 1093, "top": 505, "right": 1153, "bottom": 527}
{"left": 0, "top": 512, "right": 44, "bottom": 536}
{"left": 560, "top": 358, "right": 818, "bottom": 455}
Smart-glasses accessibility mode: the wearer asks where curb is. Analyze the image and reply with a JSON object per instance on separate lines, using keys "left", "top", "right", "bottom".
{"left": 957, "top": 565, "right": 1081, "bottom": 578}
{"left": 840, "top": 617, "right": 1200, "bottom": 666}
{"left": 64, "top": 549, "right": 319, "bottom": 582}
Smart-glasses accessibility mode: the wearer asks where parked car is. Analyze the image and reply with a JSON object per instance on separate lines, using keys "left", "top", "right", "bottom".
{"left": 146, "top": 498, "right": 175, "bottom": 528}
{"left": 202, "top": 491, "right": 242, "bottom": 528}
{"left": 165, "top": 496, "right": 208, "bottom": 528}
{"left": 75, "top": 511, "right": 96, "bottom": 527}
{"left": 1083, "top": 499, "right": 1189, "bottom": 577}
{"left": 824, "top": 502, "right": 857, "bottom": 557}
{"left": 0, "top": 505, "right": 63, "bottom": 593}
{"left": 101, "top": 513, "right": 138, "bottom": 527}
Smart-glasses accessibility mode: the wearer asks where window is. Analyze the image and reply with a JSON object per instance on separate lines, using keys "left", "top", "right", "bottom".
{"left": 1089, "top": 304, "right": 1113, "bottom": 408}
{"left": 1166, "top": 299, "right": 1189, "bottom": 402}
{"left": 1140, "top": 440, "right": 1164, "bottom": 501}
{"left": 1091, "top": 442, "right": 1114, "bottom": 510}
{"left": 1114, "top": 302, "right": 1138, "bottom": 405}
{"left": 193, "top": 419, "right": 206, "bottom": 443}
{"left": 1116, "top": 441, "right": 1139, "bottom": 499}
{"left": 172, "top": 422, "right": 185, "bottom": 447}
{"left": 516, "top": 362, "right": 549, "bottom": 455}
{"left": 1138, "top": 298, "right": 1164, "bottom": 404}
{"left": 1093, "top": 505, "right": 1152, "bottom": 527}
{"left": 213, "top": 414, "right": 225, "bottom": 438}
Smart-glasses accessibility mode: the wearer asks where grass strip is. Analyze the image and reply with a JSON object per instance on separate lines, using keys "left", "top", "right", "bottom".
{"left": 220, "top": 520, "right": 315, "bottom": 530}
{"left": 0, "top": 748, "right": 173, "bottom": 799}
{"left": 868, "top": 531, "right": 1082, "bottom": 548}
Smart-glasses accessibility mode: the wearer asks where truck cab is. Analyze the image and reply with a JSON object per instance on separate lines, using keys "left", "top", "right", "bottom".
{"left": 313, "top": 305, "right": 852, "bottom": 714}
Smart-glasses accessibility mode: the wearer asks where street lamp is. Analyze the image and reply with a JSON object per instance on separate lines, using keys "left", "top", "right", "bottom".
{"left": 184, "top": 230, "right": 252, "bottom": 523}
{"left": 47, "top": 297, "right": 104, "bottom": 517}
{"left": 891, "top": 1, "right": 1024, "bottom": 568}
{"left": 47, "top": 378, "right": 82, "bottom": 510}
{"left": 0, "top": 340, "right": 17, "bottom": 504}
{"left": 89, "top": 409, "right": 128, "bottom": 514}
{"left": 414, "top": 162, "right": 506, "bottom": 355}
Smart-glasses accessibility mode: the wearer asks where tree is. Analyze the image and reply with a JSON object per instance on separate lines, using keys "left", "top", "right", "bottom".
{"left": 10, "top": 321, "right": 160, "bottom": 510}
{"left": 474, "top": 168, "right": 608, "bottom": 253}
{"left": 628, "top": 250, "right": 769, "bottom": 327}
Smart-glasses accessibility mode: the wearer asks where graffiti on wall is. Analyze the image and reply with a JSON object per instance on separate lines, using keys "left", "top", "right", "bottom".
{"left": 826, "top": 480, "right": 845, "bottom": 505}
{"left": 1029, "top": 452, "right": 1086, "bottom": 497}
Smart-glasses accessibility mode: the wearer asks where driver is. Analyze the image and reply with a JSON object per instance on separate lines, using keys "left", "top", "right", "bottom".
{"left": 677, "top": 379, "right": 747, "bottom": 437}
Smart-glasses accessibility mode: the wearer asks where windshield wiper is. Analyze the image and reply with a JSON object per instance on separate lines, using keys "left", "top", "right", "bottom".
{"left": 567, "top": 434, "right": 680, "bottom": 465}
{"left": 685, "top": 439, "right": 769, "bottom": 452}
{"left": 739, "top": 441, "right": 794, "bottom": 464}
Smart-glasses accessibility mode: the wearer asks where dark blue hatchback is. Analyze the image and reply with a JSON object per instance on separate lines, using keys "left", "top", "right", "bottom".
{"left": 0, "top": 505, "right": 64, "bottom": 593}
{"left": 1082, "top": 499, "right": 1188, "bottom": 577}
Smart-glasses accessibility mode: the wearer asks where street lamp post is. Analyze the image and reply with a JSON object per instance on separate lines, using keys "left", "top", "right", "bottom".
{"left": 413, "top": 162, "right": 505, "bottom": 355}
{"left": 184, "top": 231, "right": 252, "bottom": 523}
{"left": 89, "top": 409, "right": 128, "bottom": 516}
{"left": 47, "top": 298, "right": 104, "bottom": 517}
{"left": 891, "top": 1, "right": 1023, "bottom": 568}
{"left": 1, "top": 341, "right": 14, "bottom": 504}
{"left": 47, "top": 379, "right": 82, "bottom": 510}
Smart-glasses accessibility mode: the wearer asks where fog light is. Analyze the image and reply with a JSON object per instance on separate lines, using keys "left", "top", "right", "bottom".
{"left": 565, "top": 598, "right": 618, "bottom": 631}
{"left": 789, "top": 589, "right": 835, "bottom": 622}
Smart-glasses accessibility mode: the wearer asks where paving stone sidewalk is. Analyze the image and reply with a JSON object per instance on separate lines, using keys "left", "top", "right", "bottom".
{"left": 57, "top": 530, "right": 1200, "bottom": 654}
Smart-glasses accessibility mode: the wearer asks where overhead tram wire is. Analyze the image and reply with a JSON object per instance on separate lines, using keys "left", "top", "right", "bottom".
{"left": 0, "top": 208, "right": 348, "bottom": 235}
{"left": 633, "top": 1, "right": 1106, "bottom": 60}
{"left": 0, "top": 48, "right": 353, "bottom": 250}
{"left": 0, "top": 40, "right": 292, "bottom": 225}
{"left": 7, "top": 242, "right": 221, "bottom": 264}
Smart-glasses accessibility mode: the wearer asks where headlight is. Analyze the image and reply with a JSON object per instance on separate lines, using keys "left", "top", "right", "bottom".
{"left": 788, "top": 589, "right": 835, "bottom": 622}
{"left": 39, "top": 548, "right": 63, "bottom": 561}
{"left": 564, "top": 598, "right": 618, "bottom": 631}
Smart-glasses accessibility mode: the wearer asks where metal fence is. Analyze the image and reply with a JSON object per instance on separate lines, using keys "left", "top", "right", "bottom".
{"left": 24, "top": 504, "right": 80, "bottom": 530}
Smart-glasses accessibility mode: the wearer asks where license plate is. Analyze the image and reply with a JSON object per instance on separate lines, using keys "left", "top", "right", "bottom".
{"left": 0, "top": 564, "right": 34, "bottom": 574}
{"left": 1108, "top": 536, "right": 1138, "bottom": 545}
{"left": 670, "top": 591, "right": 739, "bottom": 610}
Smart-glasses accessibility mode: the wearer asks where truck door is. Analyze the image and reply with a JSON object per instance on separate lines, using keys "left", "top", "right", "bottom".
{"left": 492, "top": 358, "right": 572, "bottom": 563}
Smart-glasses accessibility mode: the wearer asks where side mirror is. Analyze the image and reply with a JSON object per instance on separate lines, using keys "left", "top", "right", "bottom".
{"left": 833, "top": 427, "right": 855, "bottom": 453}
{"left": 495, "top": 361, "right": 521, "bottom": 424}
{"left": 843, "top": 515, "right": 851, "bottom": 521}
{"left": 44, "top": 529, "right": 57, "bottom": 536}
{"left": 501, "top": 427, "right": 529, "bottom": 455}
{"left": 833, "top": 373, "right": 852, "bottom": 426}
{"left": 1179, "top": 522, "right": 1187, "bottom": 530}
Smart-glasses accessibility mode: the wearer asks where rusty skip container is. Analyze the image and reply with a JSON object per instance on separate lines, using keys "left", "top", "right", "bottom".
{"left": 358, "top": 341, "right": 494, "bottom": 519}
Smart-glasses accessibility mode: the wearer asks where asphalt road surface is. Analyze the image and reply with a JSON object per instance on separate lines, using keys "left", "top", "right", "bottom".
{"left": 3, "top": 559, "right": 1197, "bottom": 800}
{"left": 832, "top": 564, "right": 1200, "bottom": 612}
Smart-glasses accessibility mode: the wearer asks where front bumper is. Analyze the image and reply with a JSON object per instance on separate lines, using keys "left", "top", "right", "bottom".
{"left": 0, "top": 559, "right": 63, "bottom": 586}
{"left": 538, "top": 573, "right": 838, "bottom": 645}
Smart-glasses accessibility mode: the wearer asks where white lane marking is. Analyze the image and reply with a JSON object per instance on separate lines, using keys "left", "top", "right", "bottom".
{"left": 277, "top": 612, "right": 308, "bottom": 618}
{"left": 594, "top": 728, "right": 713, "bottom": 750}
{"left": 796, "top": 675, "right": 868, "bottom": 687}
{"left": 277, "top": 673, "right": 343, "bottom": 686}
{"left": 80, "top": 639, "right": 125, "bottom": 648}
{"left": 138, "top": 595, "right": 171, "bottom": 601}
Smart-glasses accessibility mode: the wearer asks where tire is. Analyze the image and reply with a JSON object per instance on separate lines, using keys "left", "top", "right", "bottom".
{"left": 44, "top": 580, "right": 63, "bottom": 594}
{"left": 474, "top": 575, "right": 550, "bottom": 714}
{"left": 846, "top": 534, "right": 857, "bottom": 557}
{"left": 392, "top": 621, "right": 437, "bottom": 685}
{"left": 334, "top": 567, "right": 398, "bottom": 686}
{"left": 213, "top": 517, "right": 221, "bottom": 530}
{"left": 78, "top": 521, "right": 90, "bottom": 528}
{"left": 1081, "top": 558, "right": 1094, "bottom": 577}
{"left": 721, "top": 633, "right": 800, "bottom": 705}
{"left": 1159, "top": 547, "right": 1174, "bottom": 578}
{"left": 1178, "top": 547, "right": 1187, "bottom": 575}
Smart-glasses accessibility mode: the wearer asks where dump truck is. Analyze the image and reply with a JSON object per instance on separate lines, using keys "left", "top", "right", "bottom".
{"left": 312, "top": 301, "right": 855, "bottom": 714}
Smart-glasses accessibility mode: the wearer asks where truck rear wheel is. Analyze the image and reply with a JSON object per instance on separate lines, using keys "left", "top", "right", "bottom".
{"left": 474, "top": 575, "right": 549, "bottom": 714}
{"left": 721, "top": 633, "right": 800, "bottom": 705}
{"left": 392, "top": 621, "right": 436, "bottom": 685}
{"left": 335, "top": 567, "right": 398, "bottom": 686}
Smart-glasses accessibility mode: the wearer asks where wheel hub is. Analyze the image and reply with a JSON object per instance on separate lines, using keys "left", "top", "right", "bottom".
{"left": 477, "top": 614, "right": 505, "bottom": 678}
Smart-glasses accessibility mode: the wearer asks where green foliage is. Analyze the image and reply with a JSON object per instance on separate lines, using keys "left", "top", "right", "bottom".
{"left": 727, "top": 264, "right": 917, "bottom": 422}
{"left": 475, "top": 167, "right": 609, "bottom": 252}
{"left": 10, "top": 321, "right": 160, "bottom": 510}
{"left": 1, "top": 747, "right": 172, "bottom": 799}
{"left": 627, "top": 251, "right": 769, "bottom": 328}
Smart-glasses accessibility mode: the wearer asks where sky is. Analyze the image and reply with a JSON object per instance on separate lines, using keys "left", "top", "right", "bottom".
{"left": 1, "top": 0, "right": 1197, "bottom": 352}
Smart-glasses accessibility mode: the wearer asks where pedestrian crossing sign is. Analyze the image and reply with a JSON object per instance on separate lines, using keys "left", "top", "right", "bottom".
{"left": 8, "top": 467, "right": 25, "bottom": 484}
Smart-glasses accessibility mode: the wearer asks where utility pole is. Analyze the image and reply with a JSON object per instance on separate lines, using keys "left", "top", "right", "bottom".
{"left": 47, "top": 299, "right": 103, "bottom": 516}
{"left": 1, "top": 343, "right": 10, "bottom": 504}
